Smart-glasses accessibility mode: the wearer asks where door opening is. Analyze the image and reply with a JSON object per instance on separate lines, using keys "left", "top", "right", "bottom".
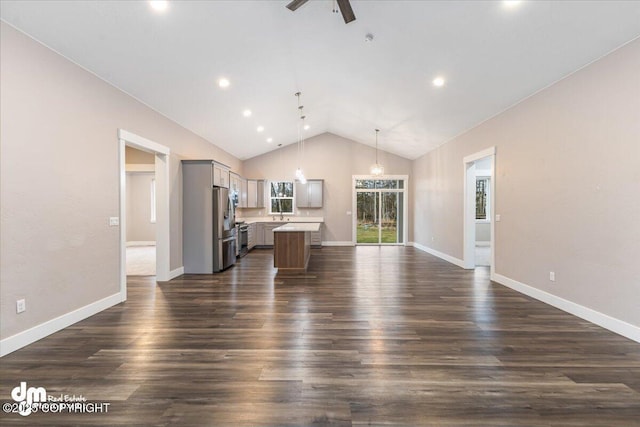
{"left": 352, "top": 176, "right": 408, "bottom": 245}
{"left": 118, "top": 130, "right": 170, "bottom": 302}
{"left": 124, "top": 146, "right": 156, "bottom": 276}
{"left": 463, "top": 147, "right": 496, "bottom": 278}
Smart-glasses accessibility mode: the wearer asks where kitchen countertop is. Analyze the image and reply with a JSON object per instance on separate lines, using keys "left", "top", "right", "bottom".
{"left": 238, "top": 217, "right": 324, "bottom": 224}
{"left": 273, "top": 223, "right": 321, "bottom": 233}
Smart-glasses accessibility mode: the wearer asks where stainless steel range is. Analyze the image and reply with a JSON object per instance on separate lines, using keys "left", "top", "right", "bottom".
{"left": 238, "top": 223, "right": 249, "bottom": 257}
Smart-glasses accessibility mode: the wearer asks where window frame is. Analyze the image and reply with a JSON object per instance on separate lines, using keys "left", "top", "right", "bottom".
{"left": 268, "top": 180, "right": 295, "bottom": 215}
{"left": 475, "top": 176, "right": 490, "bottom": 223}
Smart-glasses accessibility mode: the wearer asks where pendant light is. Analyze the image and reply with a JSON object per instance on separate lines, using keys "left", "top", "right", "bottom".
{"left": 370, "top": 128, "right": 384, "bottom": 176}
{"left": 294, "top": 92, "right": 307, "bottom": 184}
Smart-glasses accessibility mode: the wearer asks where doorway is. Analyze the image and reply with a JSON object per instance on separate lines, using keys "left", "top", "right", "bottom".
{"left": 125, "top": 146, "right": 156, "bottom": 276}
{"left": 118, "top": 130, "right": 170, "bottom": 302}
{"left": 352, "top": 176, "right": 408, "bottom": 245}
{"left": 474, "top": 159, "right": 492, "bottom": 267}
{"left": 463, "top": 147, "right": 496, "bottom": 277}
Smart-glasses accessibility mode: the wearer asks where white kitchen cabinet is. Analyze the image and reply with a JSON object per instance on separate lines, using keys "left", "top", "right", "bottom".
{"left": 311, "top": 226, "right": 322, "bottom": 248}
{"left": 247, "top": 222, "right": 256, "bottom": 249}
{"left": 229, "top": 172, "right": 241, "bottom": 193}
{"left": 240, "top": 178, "right": 248, "bottom": 208}
{"left": 255, "top": 222, "right": 264, "bottom": 246}
{"left": 249, "top": 221, "right": 321, "bottom": 248}
{"left": 296, "top": 179, "right": 323, "bottom": 208}
{"left": 262, "top": 223, "right": 280, "bottom": 246}
{"left": 246, "top": 179, "right": 265, "bottom": 208}
{"left": 213, "top": 163, "right": 230, "bottom": 188}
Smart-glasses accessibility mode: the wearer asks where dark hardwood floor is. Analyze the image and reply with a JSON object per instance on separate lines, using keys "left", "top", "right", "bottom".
{"left": 1, "top": 246, "right": 639, "bottom": 426}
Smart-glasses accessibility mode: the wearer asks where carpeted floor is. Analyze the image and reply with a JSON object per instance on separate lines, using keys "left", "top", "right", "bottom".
{"left": 126, "top": 245, "right": 156, "bottom": 276}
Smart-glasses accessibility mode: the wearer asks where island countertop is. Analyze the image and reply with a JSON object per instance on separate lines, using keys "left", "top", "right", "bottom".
{"left": 273, "top": 223, "right": 320, "bottom": 233}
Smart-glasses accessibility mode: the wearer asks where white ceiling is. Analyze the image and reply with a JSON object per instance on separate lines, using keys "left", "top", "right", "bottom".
{"left": 2, "top": 1, "right": 639, "bottom": 160}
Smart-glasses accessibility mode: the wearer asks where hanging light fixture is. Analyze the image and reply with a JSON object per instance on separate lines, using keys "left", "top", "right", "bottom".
{"left": 370, "top": 128, "right": 384, "bottom": 176}
{"left": 294, "top": 92, "right": 307, "bottom": 184}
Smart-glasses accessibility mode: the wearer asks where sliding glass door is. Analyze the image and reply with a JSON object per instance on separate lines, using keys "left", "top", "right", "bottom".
{"left": 356, "top": 191, "right": 378, "bottom": 243}
{"left": 354, "top": 178, "right": 406, "bottom": 245}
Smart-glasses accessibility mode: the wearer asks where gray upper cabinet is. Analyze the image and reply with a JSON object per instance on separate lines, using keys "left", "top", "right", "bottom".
{"left": 239, "top": 178, "right": 248, "bottom": 208}
{"left": 246, "top": 179, "right": 265, "bottom": 208}
{"left": 213, "top": 163, "right": 229, "bottom": 188}
{"left": 296, "top": 179, "right": 323, "bottom": 208}
{"left": 229, "top": 172, "right": 241, "bottom": 193}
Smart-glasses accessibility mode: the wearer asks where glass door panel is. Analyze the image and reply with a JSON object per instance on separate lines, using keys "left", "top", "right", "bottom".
{"left": 356, "top": 192, "right": 379, "bottom": 243}
{"left": 354, "top": 178, "right": 406, "bottom": 245}
{"left": 381, "top": 192, "right": 399, "bottom": 243}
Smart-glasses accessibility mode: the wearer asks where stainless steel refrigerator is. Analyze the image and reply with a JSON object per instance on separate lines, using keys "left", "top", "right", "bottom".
{"left": 183, "top": 160, "right": 237, "bottom": 273}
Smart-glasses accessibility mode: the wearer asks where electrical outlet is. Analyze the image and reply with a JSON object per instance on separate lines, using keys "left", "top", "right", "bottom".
{"left": 549, "top": 272, "right": 555, "bottom": 282}
{"left": 431, "top": 236, "right": 435, "bottom": 242}
{"left": 16, "top": 299, "right": 26, "bottom": 313}
{"left": 495, "top": 214, "right": 501, "bottom": 222}
{"left": 109, "top": 217, "right": 119, "bottom": 226}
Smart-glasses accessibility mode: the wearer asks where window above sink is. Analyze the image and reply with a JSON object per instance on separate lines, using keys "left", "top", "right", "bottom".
{"left": 269, "top": 181, "right": 294, "bottom": 215}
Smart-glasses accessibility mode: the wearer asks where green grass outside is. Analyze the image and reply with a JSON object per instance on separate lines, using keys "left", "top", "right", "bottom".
{"left": 357, "top": 224, "right": 397, "bottom": 243}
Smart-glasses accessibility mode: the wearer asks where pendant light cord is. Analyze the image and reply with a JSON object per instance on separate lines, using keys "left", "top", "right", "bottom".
{"left": 294, "top": 92, "right": 307, "bottom": 182}
{"left": 295, "top": 92, "right": 302, "bottom": 171}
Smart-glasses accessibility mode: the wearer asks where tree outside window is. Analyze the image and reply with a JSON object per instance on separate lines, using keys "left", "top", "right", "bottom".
{"left": 476, "top": 178, "right": 489, "bottom": 220}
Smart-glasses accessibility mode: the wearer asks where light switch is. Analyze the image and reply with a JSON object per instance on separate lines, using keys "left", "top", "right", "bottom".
{"left": 109, "top": 217, "right": 120, "bottom": 226}
{"left": 495, "top": 214, "right": 501, "bottom": 222}
{"left": 346, "top": 211, "right": 352, "bottom": 215}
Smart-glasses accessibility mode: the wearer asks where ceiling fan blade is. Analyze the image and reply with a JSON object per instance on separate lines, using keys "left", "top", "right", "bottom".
{"left": 336, "top": 0, "right": 356, "bottom": 24}
{"left": 286, "top": 0, "right": 309, "bottom": 12}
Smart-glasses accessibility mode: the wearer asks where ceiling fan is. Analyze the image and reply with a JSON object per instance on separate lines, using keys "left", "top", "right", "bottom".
{"left": 286, "top": 0, "right": 356, "bottom": 24}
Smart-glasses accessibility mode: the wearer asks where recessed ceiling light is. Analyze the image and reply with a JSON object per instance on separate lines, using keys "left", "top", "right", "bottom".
{"left": 266, "top": 138, "right": 273, "bottom": 143}
{"left": 218, "top": 78, "right": 230, "bottom": 88}
{"left": 257, "top": 126, "right": 264, "bottom": 133}
{"left": 433, "top": 77, "right": 445, "bottom": 87}
{"left": 303, "top": 124, "right": 310, "bottom": 130}
{"left": 503, "top": 0, "right": 522, "bottom": 7}
{"left": 149, "top": 1, "right": 169, "bottom": 12}
{"left": 242, "top": 109, "right": 252, "bottom": 117}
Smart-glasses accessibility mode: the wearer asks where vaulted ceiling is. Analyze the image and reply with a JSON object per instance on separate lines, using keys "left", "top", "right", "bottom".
{"left": 2, "top": 1, "right": 639, "bottom": 160}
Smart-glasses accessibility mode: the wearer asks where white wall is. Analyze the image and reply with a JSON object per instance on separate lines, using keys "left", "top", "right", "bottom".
{"left": 476, "top": 222, "right": 491, "bottom": 243}
{"left": 241, "top": 133, "right": 412, "bottom": 243}
{"left": 126, "top": 172, "right": 156, "bottom": 242}
{"left": 0, "top": 22, "right": 241, "bottom": 343}
{"left": 412, "top": 39, "right": 640, "bottom": 329}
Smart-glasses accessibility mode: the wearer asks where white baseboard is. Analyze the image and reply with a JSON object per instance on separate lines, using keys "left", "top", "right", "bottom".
{"left": 126, "top": 241, "right": 156, "bottom": 247}
{"left": 476, "top": 241, "right": 490, "bottom": 247}
{"left": 322, "top": 241, "right": 355, "bottom": 247}
{"left": 0, "top": 293, "right": 122, "bottom": 357}
{"left": 169, "top": 266, "right": 184, "bottom": 280}
{"left": 493, "top": 273, "right": 640, "bottom": 343}
{"left": 409, "top": 242, "right": 465, "bottom": 268}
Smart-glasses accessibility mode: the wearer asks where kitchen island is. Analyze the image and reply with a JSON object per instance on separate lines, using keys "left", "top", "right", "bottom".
{"left": 273, "top": 223, "right": 321, "bottom": 274}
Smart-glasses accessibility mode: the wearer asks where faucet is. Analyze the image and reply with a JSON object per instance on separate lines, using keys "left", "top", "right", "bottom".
{"left": 280, "top": 212, "right": 284, "bottom": 221}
